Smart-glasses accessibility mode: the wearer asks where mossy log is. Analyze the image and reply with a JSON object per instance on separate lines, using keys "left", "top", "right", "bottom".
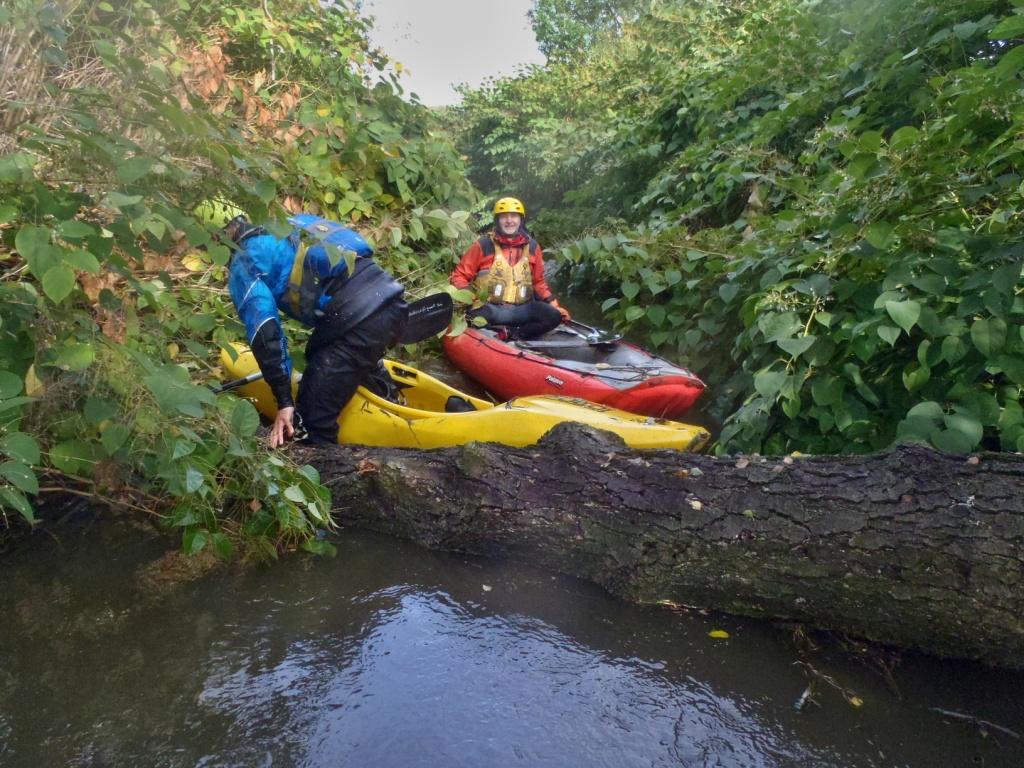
{"left": 295, "top": 424, "right": 1024, "bottom": 668}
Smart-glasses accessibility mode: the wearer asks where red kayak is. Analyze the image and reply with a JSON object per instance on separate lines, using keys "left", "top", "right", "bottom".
{"left": 443, "top": 320, "right": 705, "bottom": 419}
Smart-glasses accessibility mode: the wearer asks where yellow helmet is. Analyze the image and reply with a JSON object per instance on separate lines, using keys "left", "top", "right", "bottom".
{"left": 492, "top": 197, "right": 526, "bottom": 217}
{"left": 194, "top": 199, "right": 246, "bottom": 228}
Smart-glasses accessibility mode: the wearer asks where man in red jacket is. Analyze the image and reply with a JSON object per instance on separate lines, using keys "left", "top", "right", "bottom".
{"left": 450, "top": 197, "right": 569, "bottom": 339}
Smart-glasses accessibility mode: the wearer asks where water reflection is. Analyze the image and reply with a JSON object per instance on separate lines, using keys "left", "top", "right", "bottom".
{"left": 1, "top": 523, "right": 1022, "bottom": 768}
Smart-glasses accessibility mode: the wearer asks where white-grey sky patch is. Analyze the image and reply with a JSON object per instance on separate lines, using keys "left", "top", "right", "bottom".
{"left": 362, "top": 0, "right": 546, "bottom": 106}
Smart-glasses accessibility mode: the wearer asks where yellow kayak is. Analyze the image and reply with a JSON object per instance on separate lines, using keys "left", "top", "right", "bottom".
{"left": 220, "top": 345, "right": 709, "bottom": 452}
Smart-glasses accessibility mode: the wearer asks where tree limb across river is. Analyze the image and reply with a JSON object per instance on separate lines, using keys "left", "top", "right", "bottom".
{"left": 295, "top": 424, "right": 1024, "bottom": 669}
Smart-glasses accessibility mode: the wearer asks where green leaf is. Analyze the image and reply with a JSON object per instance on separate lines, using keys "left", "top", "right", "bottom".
{"left": 254, "top": 179, "right": 276, "bottom": 203}
{"left": 885, "top": 300, "right": 921, "bottom": 334}
{"left": 865, "top": 222, "right": 894, "bottom": 250}
{"left": 56, "top": 220, "right": 96, "bottom": 240}
{"left": 41, "top": 265, "right": 76, "bottom": 303}
{"left": 0, "top": 487, "right": 35, "bottom": 523}
{"left": 0, "top": 433, "right": 40, "bottom": 465}
{"left": 621, "top": 281, "right": 640, "bottom": 300}
{"left": 100, "top": 424, "right": 130, "bottom": 456}
{"left": 989, "top": 15, "right": 1024, "bottom": 40}
{"left": 902, "top": 362, "right": 930, "bottom": 392}
{"left": 0, "top": 460, "right": 38, "bottom": 495}
{"left": 230, "top": 399, "right": 260, "bottom": 437}
{"left": 908, "top": 401, "right": 944, "bottom": 419}
{"left": 211, "top": 531, "right": 234, "bottom": 559}
{"left": 625, "top": 305, "right": 645, "bottom": 321}
{"left": 970, "top": 318, "right": 1007, "bottom": 357}
{"left": 116, "top": 157, "right": 154, "bottom": 184}
{"left": 102, "top": 192, "right": 143, "bottom": 209}
{"left": 49, "top": 439, "right": 98, "bottom": 475}
{"left": 754, "top": 370, "right": 787, "bottom": 398}
{"left": 777, "top": 336, "right": 816, "bottom": 357}
{"left": 15, "top": 225, "right": 51, "bottom": 261}
{"left": 52, "top": 341, "right": 94, "bottom": 371}
{"left": 877, "top": 325, "right": 901, "bottom": 346}
{"left": 85, "top": 397, "right": 118, "bottom": 425}
{"left": 65, "top": 249, "right": 101, "bottom": 273}
{"left": 719, "top": 283, "right": 740, "bottom": 304}
{"left": 935, "top": 412, "right": 983, "bottom": 453}
{"left": 889, "top": 126, "right": 920, "bottom": 151}
{"left": 0, "top": 371, "right": 23, "bottom": 399}
{"left": 183, "top": 528, "right": 208, "bottom": 555}
{"left": 284, "top": 485, "right": 306, "bottom": 503}
{"left": 184, "top": 465, "right": 205, "bottom": 494}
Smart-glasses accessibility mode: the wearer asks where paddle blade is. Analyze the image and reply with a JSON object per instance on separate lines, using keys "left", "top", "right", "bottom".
{"left": 399, "top": 293, "right": 454, "bottom": 344}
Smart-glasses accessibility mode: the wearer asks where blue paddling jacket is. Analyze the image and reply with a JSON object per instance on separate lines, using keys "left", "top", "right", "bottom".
{"left": 228, "top": 213, "right": 403, "bottom": 409}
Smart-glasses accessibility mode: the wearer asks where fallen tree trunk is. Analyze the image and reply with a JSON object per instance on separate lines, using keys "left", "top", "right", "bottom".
{"left": 296, "top": 425, "right": 1024, "bottom": 668}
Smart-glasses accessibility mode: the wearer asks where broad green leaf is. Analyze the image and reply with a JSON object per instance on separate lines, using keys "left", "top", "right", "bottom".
{"left": 777, "top": 336, "right": 816, "bottom": 357}
{"left": 0, "top": 433, "right": 40, "bottom": 465}
{"left": 183, "top": 528, "right": 208, "bottom": 555}
{"left": 102, "top": 192, "right": 143, "bottom": 209}
{"left": 989, "top": 15, "right": 1024, "bottom": 40}
{"left": 230, "top": 399, "right": 260, "bottom": 437}
{"left": 970, "top": 317, "right": 1007, "bottom": 357}
{"left": 0, "top": 487, "right": 34, "bottom": 523}
{"left": 254, "top": 179, "right": 276, "bottom": 203}
{"left": 65, "top": 250, "right": 101, "bottom": 273}
{"left": 49, "top": 439, "right": 98, "bottom": 475}
{"left": 885, "top": 300, "right": 920, "bottom": 333}
{"left": 754, "top": 370, "right": 787, "bottom": 398}
{"left": 84, "top": 396, "right": 118, "bottom": 425}
{"left": 625, "top": 305, "right": 645, "bottom": 321}
{"left": 719, "top": 283, "right": 740, "bottom": 304}
{"left": 865, "top": 222, "right": 894, "bottom": 250}
{"left": 41, "top": 265, "right": 77, "bottom": 303}
{"left": 284, "top": 485, "right": 306, "bottom": 503}
{"left": 889, "top": 126, "right": 920, "bottom": 151}
{"left": 52, "top": 341, "right": 94, "bottom": 371}
{"left": 56, "top": 220, "right": 96, "bottom": 240}
{"left": 907, "top": 401, "right": 943, "bottom": 419}
{"left": 184, "top": 465, "right": 205, "bottom": 494}
{"left": 621, "top": 281, "right": 640, "bottom": 300}
{"left": 100, "top": 424, "right": 130, "bottom": 456}
{"left": 646, "top": 305, "right": 666, "bottom": 326}
{"left": 0, "top": 371, "right": 23, "bottom": 400}
{"left": 933, "top": 413, "right": 983, "bottom": 453}
{"left": 877, "top": 325, "right": 900, "bottom": 346}
{"left": 116, "top": 156, "right": 154, "bottom": 184}
{"left": 902, "top": 362, "right": 930, "bottom": 392}
{"left": 15, "top": 225, "right": 50, "bottom": 261}
{"left": 0, "top": 459, "right": 38, "bottom": 495}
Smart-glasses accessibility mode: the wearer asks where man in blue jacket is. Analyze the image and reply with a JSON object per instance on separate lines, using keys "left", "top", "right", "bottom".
{"left": 216, "top": 209, "right": 407, "bottom": 447}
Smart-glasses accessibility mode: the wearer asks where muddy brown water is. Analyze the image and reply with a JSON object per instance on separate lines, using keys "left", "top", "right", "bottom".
{"left": 1, "top": 518, "right": 1022, "bottom": 768}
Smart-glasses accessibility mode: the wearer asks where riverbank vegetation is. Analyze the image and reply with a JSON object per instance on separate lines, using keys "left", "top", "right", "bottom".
{"left": 454, "top": 0, "right": 1024, "bottom": 456}
{"left": 3, "top": 0, "right": 1023, "bottom": 553}
{"left": 0, "top": 0, "right": 475, "bottom": 551}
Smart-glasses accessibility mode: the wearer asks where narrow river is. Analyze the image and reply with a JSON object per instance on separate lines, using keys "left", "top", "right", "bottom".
{"left": 2, "top": 518, "right": 1022, "bottom": 767}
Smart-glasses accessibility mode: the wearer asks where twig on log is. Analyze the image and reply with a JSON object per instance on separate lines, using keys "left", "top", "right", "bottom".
{"left": 931, "top": 708, "right": 1022, "bottom": 741}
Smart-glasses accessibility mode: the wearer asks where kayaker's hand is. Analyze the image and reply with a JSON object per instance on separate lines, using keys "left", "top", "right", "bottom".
{"left": 551, "top": 299, "right": 571, "bottom": 323}
{"left": 269, "top": 406, "right": 296, "bottom": 448}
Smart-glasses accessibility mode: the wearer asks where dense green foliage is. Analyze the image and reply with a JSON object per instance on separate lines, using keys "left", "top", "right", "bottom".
{"left": 0, "top": 0, "right": 476, "bottom": 548}
{"left": 455, "top": 0, "right": 1024, "bottom": 456}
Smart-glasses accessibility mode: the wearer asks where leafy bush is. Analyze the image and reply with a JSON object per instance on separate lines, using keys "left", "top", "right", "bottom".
{"left": 0, "top": 0, "right": 477, "bottom": 547}
{"left": 459, "top": 0, "right": 1024, "bottom": 456}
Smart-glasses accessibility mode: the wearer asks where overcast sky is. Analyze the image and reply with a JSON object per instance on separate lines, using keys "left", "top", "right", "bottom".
{"left": 362, "top": 0, "right": 546, "bottom": 106}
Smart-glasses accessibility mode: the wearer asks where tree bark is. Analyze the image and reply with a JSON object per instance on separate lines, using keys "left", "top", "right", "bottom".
{"left": 295, "top": 424, "right": 1024, "bottom": 668}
